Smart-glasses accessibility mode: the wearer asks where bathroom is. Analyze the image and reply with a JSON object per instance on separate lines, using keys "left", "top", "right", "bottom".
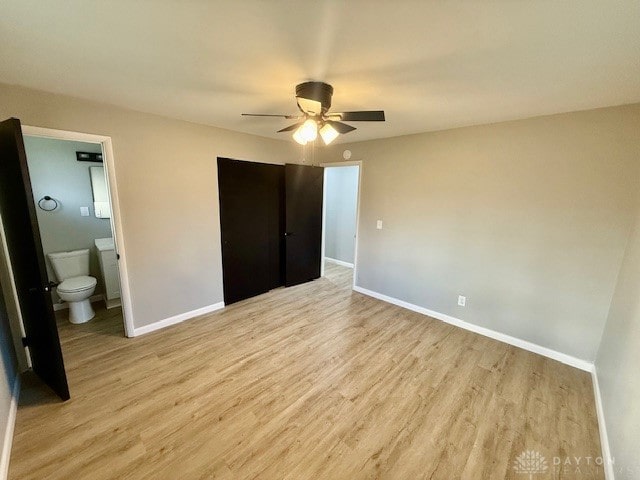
{"left": 23, "top": 135, "right": 123, "bottom": 330}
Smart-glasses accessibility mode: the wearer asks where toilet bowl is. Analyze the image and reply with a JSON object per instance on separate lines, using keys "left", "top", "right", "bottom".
{"left": 56, "top": 275, "right": 97, "bottom": 324}
{"left": 48, "top": 249, "right": 97, "bottom": 324}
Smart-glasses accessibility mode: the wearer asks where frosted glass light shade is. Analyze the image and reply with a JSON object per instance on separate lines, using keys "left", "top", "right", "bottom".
{"left": 319, "top": 123, "right": 339, "bottom": 145}
{"left": 299, "top": 119, "right": 318, "bottom": 142}
{"left": 293, "top": 128, "right": 307, "bottom": 145}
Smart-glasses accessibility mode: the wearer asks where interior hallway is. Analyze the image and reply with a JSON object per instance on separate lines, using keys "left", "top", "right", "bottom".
{"left": 10, "top": 264, "right": 602, "bottom": 479}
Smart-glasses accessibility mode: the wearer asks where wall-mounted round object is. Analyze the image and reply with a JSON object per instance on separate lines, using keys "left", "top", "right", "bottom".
{"left": 343, "top": 150, "right": 352, "bottom": 160}
{"left": 38, "top": 195, "right": 59, "bottom": 211}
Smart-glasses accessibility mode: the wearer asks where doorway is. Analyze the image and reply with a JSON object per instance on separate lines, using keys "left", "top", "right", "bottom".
{"left": 19, "top": 134, "right": 127, "bottom": 339}
{"left": 321, "top": 162, "right": 361, "bottom": 288}
{"left": 17, "top": 127, "right": 133, "bottom": 340}
{"left": 19, "top": 126, "right": 133, "bottom": 340}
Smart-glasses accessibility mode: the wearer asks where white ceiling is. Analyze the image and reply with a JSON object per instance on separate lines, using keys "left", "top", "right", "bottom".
{"left": 1, "top": 1, "right": 639, "bottom": 143}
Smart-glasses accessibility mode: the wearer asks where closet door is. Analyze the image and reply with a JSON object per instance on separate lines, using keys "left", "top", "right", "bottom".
{"left": 284, "top": 164, "right": 324, "bottom": 287}
{"left": 218, "top": 158, "right": 283, "bottom": 304}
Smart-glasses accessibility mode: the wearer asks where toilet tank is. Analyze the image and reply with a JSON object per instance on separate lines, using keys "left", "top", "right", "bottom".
{"left": 48, "top": 249, "right": 90, "bottom": 281}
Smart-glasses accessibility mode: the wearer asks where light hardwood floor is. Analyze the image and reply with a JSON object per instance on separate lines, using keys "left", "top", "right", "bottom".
{"left": 10, "top": 264, "right": 603, "bottom": 479}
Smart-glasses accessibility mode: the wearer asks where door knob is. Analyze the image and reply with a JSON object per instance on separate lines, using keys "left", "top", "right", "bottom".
{"left": 43, "top": 281, "right": 59, "bottom": 292}
{"left": 30, "top": 281, "right": 59, "bottom": 294}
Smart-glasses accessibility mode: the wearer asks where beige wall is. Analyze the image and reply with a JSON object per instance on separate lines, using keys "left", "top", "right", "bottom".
{"left": 0, "top": 83, "right": 300, "bottom": 329}
{"left": 321, "top": 104, "right": 640, "bottom": 361}
{"left": 596, "top": 201, "right": 640, "bottom": 479}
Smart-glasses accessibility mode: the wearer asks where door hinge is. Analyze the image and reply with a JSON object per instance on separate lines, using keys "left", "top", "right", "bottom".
{"left": 21, "top": 337, "right": 29, "bottom": 347}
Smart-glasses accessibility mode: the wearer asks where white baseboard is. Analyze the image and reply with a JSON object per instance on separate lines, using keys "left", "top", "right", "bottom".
{"left": 591, "top": 367, "right": 615, "bottom": 479}
{"left": 324, "top": 257, "right": 354, "bottom": 268}
{"left": 52, "top": 294, "right": 104, "bottom": 311}
{"left": 132, "top": 302, "right": 225, "bottom": 337}
{"left": 105, "top": 297, "right": 122, "bottom": 310}
{"left": 352, "top": 285, "right": 594, "bottom": 372}
{"left": 1, "top": 375, "right": 20, "bottom": 480}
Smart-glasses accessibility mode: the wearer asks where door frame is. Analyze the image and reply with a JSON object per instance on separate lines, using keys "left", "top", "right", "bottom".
{"left": 320, "top": 160, "right": 362, "bottom": 289}
{"left": 20, "top": 125, "right": 135, "bottom": 337}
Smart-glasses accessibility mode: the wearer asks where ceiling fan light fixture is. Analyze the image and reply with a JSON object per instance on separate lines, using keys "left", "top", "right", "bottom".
{"left": 319, "top": 123, "right": 339, "bottom": 145}
{"left": 293, "top": 118, "right": 318, "bottom": 144}
{"left": 242, "top": 81, "right": 384, "bottom": 144}
{"left": 292, "top": 127, "right": 307, "bottom": 145}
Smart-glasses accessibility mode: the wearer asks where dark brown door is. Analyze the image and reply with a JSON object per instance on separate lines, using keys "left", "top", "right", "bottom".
{"left": 0, "top": 118, "right": 70, "bottom": 400}
{"left": 284, "top": 164, "right": 324, "bottom": 287}
{"left": 218, "top": 158, "right": 284, "bottom": 304}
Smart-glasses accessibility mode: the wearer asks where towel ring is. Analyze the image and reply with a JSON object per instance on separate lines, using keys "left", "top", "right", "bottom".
{"left": 38, "top": 196, "right": 59, "bottom": 211}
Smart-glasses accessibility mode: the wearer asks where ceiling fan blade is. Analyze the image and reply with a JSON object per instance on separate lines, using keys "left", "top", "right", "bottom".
{"left": 326, "top": 120, "right": 356, "bottom": 134}
{"left": 332, "top": 110, "right": 385, "bottom": 122}
{"left": 296, "top": 97, "right": 322, "bottom": 115}
{"left": 242, "top": 113, "right": 300, "bottom": 119}
{"left": 277, "top": 122, "right": 304, "bottom": 133}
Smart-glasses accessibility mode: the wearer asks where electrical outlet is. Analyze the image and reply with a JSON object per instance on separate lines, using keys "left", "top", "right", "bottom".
{"left": 80, "top": 206, "right": 90, "bottom": 217}
{"left": 376, "top": 220, "right": 383, "bottom": 230}
{"left": 458, "top": 295, "right": 466, "bottom": 307}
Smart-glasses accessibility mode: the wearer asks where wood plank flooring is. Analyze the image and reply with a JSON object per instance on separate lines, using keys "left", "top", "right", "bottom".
{"left": 10, "top": 264, "right": 603, "bottom": 479}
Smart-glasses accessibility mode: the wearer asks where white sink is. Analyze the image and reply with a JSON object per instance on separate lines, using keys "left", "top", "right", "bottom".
{"left": 94, "top": 237, "right": 115, "bottom": 252}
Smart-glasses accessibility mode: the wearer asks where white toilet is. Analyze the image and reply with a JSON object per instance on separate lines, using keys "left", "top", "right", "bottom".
{"left": 48, "top": 249, "right": 97, "bottom": 324}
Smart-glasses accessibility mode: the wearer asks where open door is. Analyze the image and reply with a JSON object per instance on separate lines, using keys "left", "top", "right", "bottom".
{"left": 0, "top": 118, "right": 70, "bottom": 400}
{"left": 284, "top": 164, "right": 324, "bottom": 287}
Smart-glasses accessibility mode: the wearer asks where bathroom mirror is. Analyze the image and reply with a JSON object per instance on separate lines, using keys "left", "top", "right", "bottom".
{"left": 89, "top": 166, "right": 111, "bottom": 218}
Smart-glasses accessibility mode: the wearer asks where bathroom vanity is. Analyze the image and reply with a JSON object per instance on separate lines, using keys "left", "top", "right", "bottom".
{"left": 95, "top": 237, "right": 121, "bottom": 309}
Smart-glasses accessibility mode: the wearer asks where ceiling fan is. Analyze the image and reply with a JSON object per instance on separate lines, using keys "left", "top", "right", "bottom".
{"left": 242, "top": 81, "right": 385, "bottom": 145}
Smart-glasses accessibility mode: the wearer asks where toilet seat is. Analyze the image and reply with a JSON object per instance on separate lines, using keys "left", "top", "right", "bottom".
{"left": 57, "top": 275, "right": 97, "bottom": 293}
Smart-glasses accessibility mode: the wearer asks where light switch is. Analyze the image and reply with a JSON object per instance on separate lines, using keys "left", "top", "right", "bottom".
{"left": 80, "top": 206, "right": 90, "bottom": 217}
{"left": 376, "top": 220, "right": 383, "bottom": 230}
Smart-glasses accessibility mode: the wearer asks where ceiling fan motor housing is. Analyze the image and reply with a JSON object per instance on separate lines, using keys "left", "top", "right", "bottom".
{"left": 296, "top": 82, "right": 334, "bottom": 113}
